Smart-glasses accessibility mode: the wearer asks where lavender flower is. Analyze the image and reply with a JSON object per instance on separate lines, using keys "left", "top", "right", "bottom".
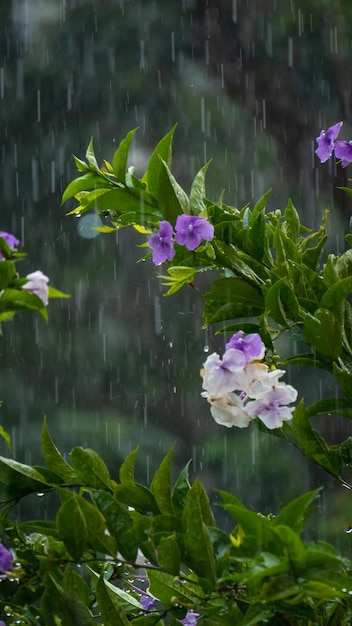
{"left": 246, "top": 383, "right": 298, "bottom": 429}
{"left": 315, "top": 121, "right": 343, "bottom": 162}
{"left": 140, "top": 593, "right": 156, "bottom": 611}
{"left": 179, "top": 611, "right": 200, "bottom": 626}
{"left": 174, "top": 215, "right": 214, "bottom": 251}
{"left": 148, "top": 220, "right": 175, "bottom": 265}
{"left": 0, "top": 621, "right": 5, "bottom": 626}
{"left": 225, "top": 331, "right": 265, "bottom": 363}
{"left": 334, "top": 140, "right": 352, "bottom": 167}
{"left": 22, "top": 270, "right": 49, "bottom": 306}
{"left": 0, "top": 231, "right": 19, "bottom": 260}
{"left": 0, "top": 543, "right": 13, "bottom": 578}
{"left": 200, "top": 349, "right": 246, "bottom": 397}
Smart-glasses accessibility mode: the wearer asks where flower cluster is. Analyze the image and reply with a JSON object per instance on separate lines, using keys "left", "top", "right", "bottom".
{"left": 148, "top": 215, "right": 214, "bottom": 265}
{"left": 315, "top": 121, "right": 352, "bottom": 166}
{"left": 200, "top": 331, "right": 297, "bottom": 430}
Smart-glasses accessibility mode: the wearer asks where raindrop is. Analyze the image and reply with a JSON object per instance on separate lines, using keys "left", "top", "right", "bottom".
{"left": 77, "top": 213, "right": 102, "bottom": 238}
{"left": 36, "top": 492, "right": 45, "bottom": 497}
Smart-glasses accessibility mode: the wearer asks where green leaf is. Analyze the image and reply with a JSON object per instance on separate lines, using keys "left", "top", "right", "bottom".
{"left": 150, "top": 447, "right": 174, "bottom": 514}
{"left": 147, "top": 569, "right": 203, "bottom": 605}
{"left": 92, "top": 491, "right": 138, "bottom": 562}
{"left": 189, "top": 160, "right": 212, "bottom": 215}
{"left": 284, "top": 198, "right": 300, "bottom": 243}
{"left": 284, "top": 401, "right": 343, "bottom": 478}
{"left": 273, "top": 490, "right": 320, "bottom": 534}
{"left": 171, "top": 461, "right": 191, "bottom": 517}
{"left": 119, "top": 446, "right": 139, "bottom": 483}
{"left": 203, "top": 277, "right": 264, "bottom": 327}
{"left": 90, "top": 567, "right": 142, "bottom": 612}
{"left": 75, "top": 495, "right": 117, "bottom": 556}
{"left": 160, "top": 158, "right": 190, "bottom": 214}
{"left": 41, "top": 417, "right": 78, "bottom": 484}
{"left": 0, "top": 456, "right": 51, "bottom": 503}
{"left": 264, "top": 278, "right": 300, "bottom": 325}
{"left": 145, "top": 126, "right": 184, "bottom": 225}
{"left": 159, "top": 266, "right": 197, "bottom": 296}
{"left": 61, "top": 173, "right": 111, "bottom": 205}
{"left": 0, "top": 260, "right": 16, "bottom": 289}
{"left": 0, "top": 425, "right": 10, "bottom": 452}
{"left": 112, "top": 127, "right": 138, "bottom": 182}
{"left": 182, "top": 479, "right": 216, "bottom": 585}
{"left": 157, "top": 534, "right": 181, "bottom": 574}
{"left": 320, "top": 275, "right": 352, "bottom": 310}
{"left": 69, "top": 447, "right": 112, "bottom": 490}
{"left": 56, "top": 494, "right": 88, "bottom": 561}
{"left": 114, "top": 482, "right": 160, "bottom": 515}
{"left": 95, "top": 573, "right": 131, "bottom": 626}
{"left": 303, "top": 308, "right": 342, "bottom": 360}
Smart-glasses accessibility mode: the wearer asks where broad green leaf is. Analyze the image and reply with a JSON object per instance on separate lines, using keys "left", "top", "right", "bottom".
{"left": 150, "top": 447, "right": 173, "bottom": 514}
{"left": 0, "top": 260, "right": 16, "bottom": 289}
{"left": 70, "top": 447, "right": 112, "bottom": 490}
{"left": 240, "top": 604, "right": 275, "bottom": 626}
{"left": 0, "top": 456, "right": 51, "bottom": 503}
{"left": 160, "top": 157, "right": 190, "bottom": 214}
{"left": 119, "top": 446, "right": 139, "bottom": 483}
{"left": 304, "top": 397, "right": 352, "bottom": 419}
{"left": 147, "top": 569, "right": 203, "bottom": 605}
{"left": 47, "top": 286, "right": 71, "bottom": 299}
{"left": 284, "top": 401, "right": 342, "bottom": 478}
{"left": 61, "top": 172, "right": 111, "bottom": 205}
{"left": 272, "top": 489, "right": 321, "bottom": 533}
{"left": 90, "top": 568, "right": 142, "bottom": 612}
{"left": 157, "top": 534, "right": 181, "bottom": 574}
{"left": 212, "top": 240, "right": 263, "bottom": 283}
{"left": 112, "top": 127, "right": 138, "bottom": 182}
{"left": 171, "top": 460, "right": 191, "bottom": 517}
{"left": 189, "top": 160, "right": 211, "bottom": 215}
{"left": 114, "top": 482, "right": 160, "bottom": 515}
{"left": 303, "top": 308, "right": 342, "bottom": 360}
{"left": 264, "top": 278, "right": 300, "bottom": 325}
{"left": 320, "top": 275, "right": 352, "bottom": 309}
{"left": 60, "top": 564, "right": 96, "bottom": 626}
{"left": 92, "top": 491, "right": 138, "bottom": 562}
{"left": 203, "top": 277, "right": 264, "bottom": 327}
{"left": 75, "top": 495, "right": 117, "bottom": 556}
{"left": 146, "top": 124, "right": 176, "bottom": 193}
{"left": 41, "top": 417, "right": 78, "bottom": 484}
{"left": 56, "top": 495, "right": 88, "bottom": 561}
{"left": 95, "top": 573, "right": 131, "bottom": 626}
{"left": 182, "top": 479, "right": 216, "bottom": 585}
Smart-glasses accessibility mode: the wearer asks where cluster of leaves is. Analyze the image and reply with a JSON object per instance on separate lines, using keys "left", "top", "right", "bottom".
{"left": 0, "top": 418, "right": 352, "bottom": 625}
{"left": 62, "top": 127, "right": 352, "bottom": 482}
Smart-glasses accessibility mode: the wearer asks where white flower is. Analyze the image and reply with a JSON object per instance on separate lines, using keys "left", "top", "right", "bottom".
{"left": 23, "top": 270, "right": 49, "bottom": 306}
{"left": 203, "top": 392, "right": 252, "bottom": 428}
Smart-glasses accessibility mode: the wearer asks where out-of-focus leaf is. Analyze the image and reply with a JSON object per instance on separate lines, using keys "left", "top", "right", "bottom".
{"left": 150, "top": 447, "right": 173, "bottom": 514}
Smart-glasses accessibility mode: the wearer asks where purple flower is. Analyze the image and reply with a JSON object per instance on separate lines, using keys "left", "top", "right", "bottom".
{"left": 174, "top": 215, "right": 214, "bottom": 251}
{"left": 201, "top": 349, "right": 246, "bottom": 397}
{"left": 0, "top": 543, "right": 13, "bottom": 578}
{"left": 148, "top": 220, "right": 175, "bottom": 265}
{"left": 334, "top": 140, "right": 352, "bottom": 167}
{"left": 22, "top": 270, "right": 49, "bottom": 306}
{"left": 0, "top": 621, "right": 6, "bottom": 626}
{"left": 179, "top": 611, "right": 200, "bottom": 626}
{"left": 225, "top": 331, "right": 265, "bottom": 363}
{"left": 140, "top": 593, "right": 156, "bottom": 611}
{"left": 246, "top": 383, "right": 297, "bottom": 429}
{"left": 0, "top": 231, "right": 19, "bottom": 260}
{"left": 315, "top": 121, "right": 343, "bottom": 163}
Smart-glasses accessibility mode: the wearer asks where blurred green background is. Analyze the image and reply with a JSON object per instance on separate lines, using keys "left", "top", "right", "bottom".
{"left": 1, "top": 0, "right": 352, "bottom": 550}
